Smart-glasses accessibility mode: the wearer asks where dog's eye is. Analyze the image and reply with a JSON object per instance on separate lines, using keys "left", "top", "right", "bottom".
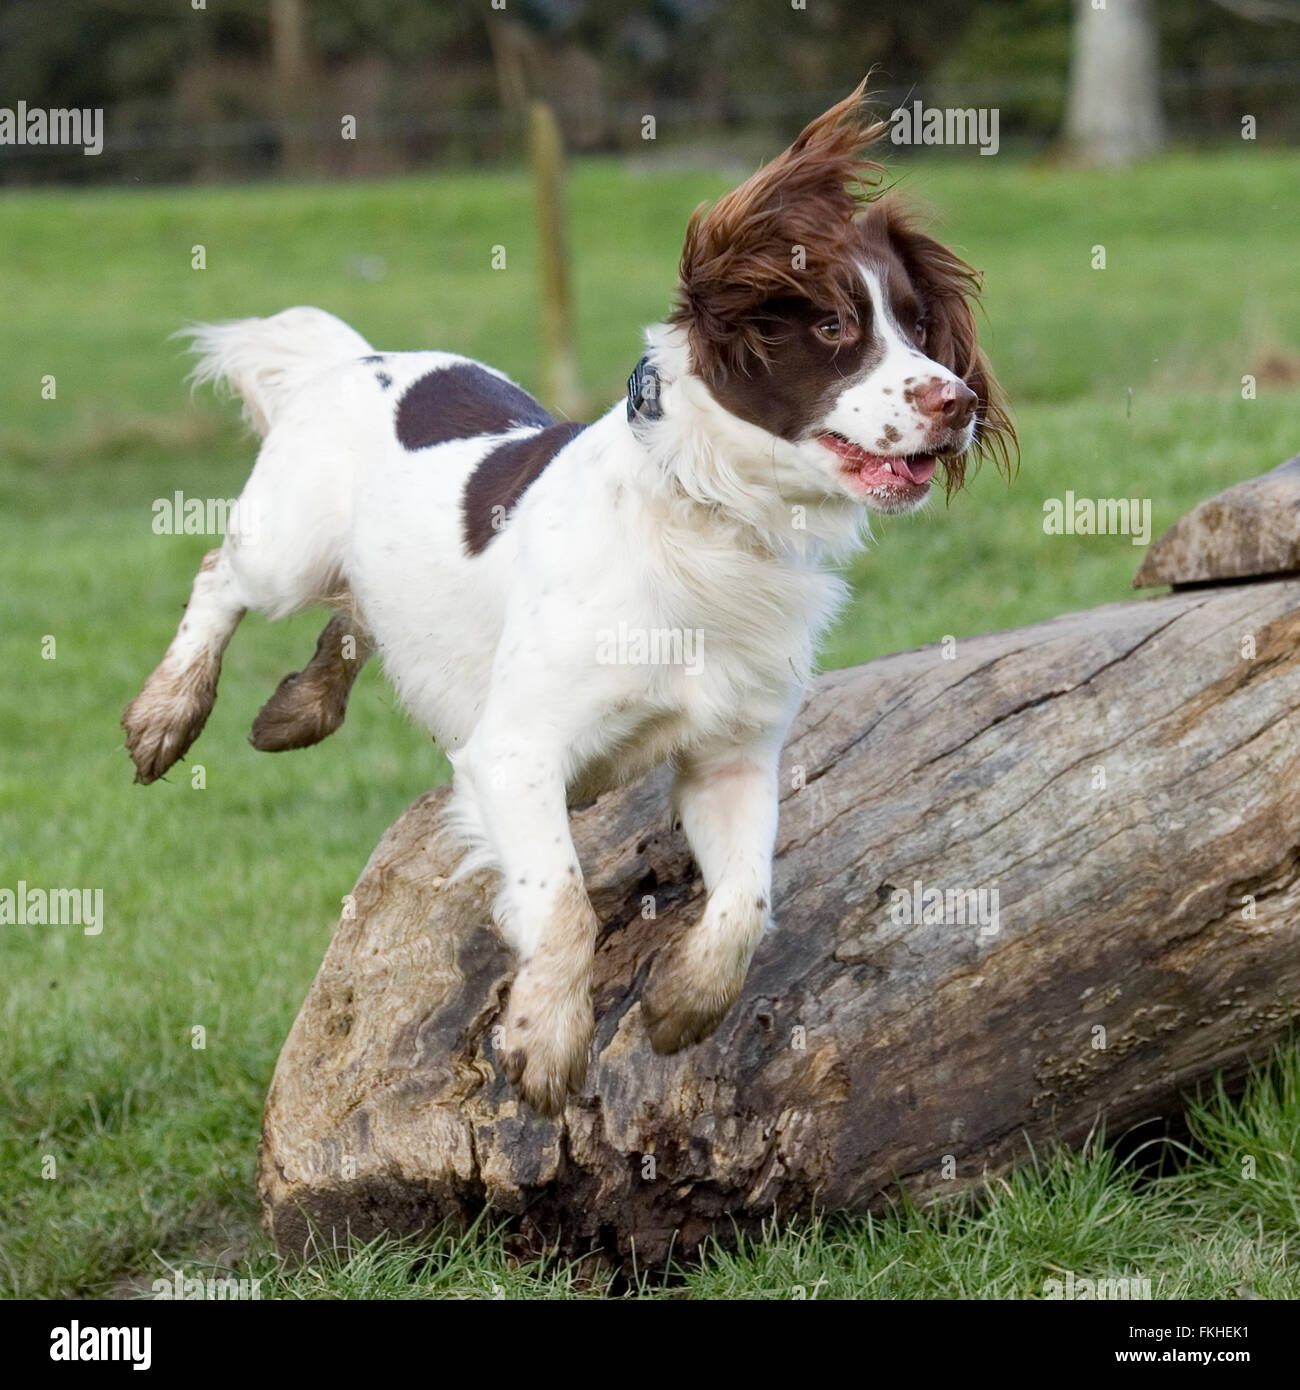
{"left": 814, "top": 317, "right": 859, "bottom": 346}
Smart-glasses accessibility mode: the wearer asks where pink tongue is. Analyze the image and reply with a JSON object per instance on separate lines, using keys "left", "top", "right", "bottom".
{"left": 872, "top": 454, "right": 936, "bottom": 485}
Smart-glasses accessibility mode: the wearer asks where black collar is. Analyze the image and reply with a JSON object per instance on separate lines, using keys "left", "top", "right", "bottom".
{"left": 626, "top": 355, "right": 663, "bottom": 425}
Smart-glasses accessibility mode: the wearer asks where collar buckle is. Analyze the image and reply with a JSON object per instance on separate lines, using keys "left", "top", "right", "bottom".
{"left": 626, "top": 355, "right": 663, "bottom": 425}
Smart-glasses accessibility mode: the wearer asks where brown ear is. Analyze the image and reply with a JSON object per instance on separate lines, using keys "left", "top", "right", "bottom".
{"left": 872, "top": 200, "right": 1018, "bottom": 489}
{"left": 670, "top": 80, "right": 886, "bottom": 383}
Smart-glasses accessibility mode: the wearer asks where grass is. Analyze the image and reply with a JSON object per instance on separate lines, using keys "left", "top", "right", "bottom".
{"left": 1, "top": 147, "right": 1298, "bottom": 1299}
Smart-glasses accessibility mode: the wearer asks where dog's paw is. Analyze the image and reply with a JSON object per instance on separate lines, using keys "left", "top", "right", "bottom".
{"left": 249, "top": 666, "right": 346, "bottom": 752}
{"left": 122, "top": 655, "right": 219, "bottom": 785}
{"left": 499, "top": 964, "right": 593, "bottom": 1116}
{"left": 641, "top": 946, "right": 745, "bottom": 1055}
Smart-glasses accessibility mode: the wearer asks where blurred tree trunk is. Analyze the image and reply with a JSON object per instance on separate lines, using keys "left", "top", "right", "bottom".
{"left": 485, "top": 17, "right": 531, "bottom": 112}
{"left": 1063, "top": 0, "right": 1165, "bottom": 165}
{"left": 271, "top": 0, "right": 313, "bottom": 177}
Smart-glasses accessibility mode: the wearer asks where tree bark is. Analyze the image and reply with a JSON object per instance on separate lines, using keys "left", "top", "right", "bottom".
{"left": 259, "top": 474, "right": 1300, "bottom": 1265}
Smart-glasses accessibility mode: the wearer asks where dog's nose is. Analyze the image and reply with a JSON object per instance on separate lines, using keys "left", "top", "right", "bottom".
{"left": 916, "top": 377, "right": 977, "bottom": 430}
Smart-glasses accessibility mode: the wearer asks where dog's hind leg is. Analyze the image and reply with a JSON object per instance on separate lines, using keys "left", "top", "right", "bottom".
{"left": 249, "top": 609, "right": 374, "bottom": 752}
{"left": 122, "top": 546, "right": 246, "bottom": 784}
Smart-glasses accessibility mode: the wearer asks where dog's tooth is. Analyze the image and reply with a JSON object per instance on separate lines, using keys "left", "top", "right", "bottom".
{"left": 883, "top": 461, "right": 895, "bottom": 475}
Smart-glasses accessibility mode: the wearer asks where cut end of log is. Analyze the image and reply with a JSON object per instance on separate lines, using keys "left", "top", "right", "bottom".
{"left": 1133, "top": 454, "right": 1300, "bottom": 589}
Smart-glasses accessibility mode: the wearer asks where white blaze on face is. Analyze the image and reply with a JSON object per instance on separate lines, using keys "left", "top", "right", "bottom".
{"left": 819, "top": 265, "right": 966, "bottom": 457}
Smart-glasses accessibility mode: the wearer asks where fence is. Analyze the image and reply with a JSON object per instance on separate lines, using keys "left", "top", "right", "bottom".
{"left": 2, "top": 68, "right": 1298, "bottom": 185}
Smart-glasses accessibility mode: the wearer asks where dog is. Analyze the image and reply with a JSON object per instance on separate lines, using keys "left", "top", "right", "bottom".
{"left": 123, "top": 83, "right": 1014, "bottom": 1114}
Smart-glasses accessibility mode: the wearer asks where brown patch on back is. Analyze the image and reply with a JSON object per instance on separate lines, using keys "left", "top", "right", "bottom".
{"left": 394, "top": 363, "right": 553, "bottom": 451}
{"left": 461, "top": 421, "right": 586, "bottom": 555}
{"left": 250, "top": 610, "right": 374, "bottom": 752}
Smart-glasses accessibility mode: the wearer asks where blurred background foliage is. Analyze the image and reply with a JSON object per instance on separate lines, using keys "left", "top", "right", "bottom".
{"left": 1, "top": 0, "right": 1297, "bottom": 184}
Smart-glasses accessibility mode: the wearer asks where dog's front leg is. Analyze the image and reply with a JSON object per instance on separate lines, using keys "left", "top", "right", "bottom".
{"left": 642, "top": 736, "right": 783, "bottom": 1054}
{"left": 454, "top": 729, "right": 597, "bottom": 1116}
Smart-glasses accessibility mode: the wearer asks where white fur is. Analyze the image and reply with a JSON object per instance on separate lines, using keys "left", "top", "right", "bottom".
{"left": 180, "top": 307, "right": 374, "bottom": 437}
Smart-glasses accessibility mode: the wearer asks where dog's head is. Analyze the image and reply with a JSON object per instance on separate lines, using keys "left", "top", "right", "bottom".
{"left": 669, "top": 82, "right": 1015, "bottom": 516}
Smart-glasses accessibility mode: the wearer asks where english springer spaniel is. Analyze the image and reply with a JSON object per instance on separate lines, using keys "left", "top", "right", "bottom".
{"left": 123, "top": 83, "right": 1014, "bottom": 1113}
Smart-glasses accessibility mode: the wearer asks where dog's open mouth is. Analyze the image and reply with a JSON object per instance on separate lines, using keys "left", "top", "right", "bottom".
{"left": 816, "top": 432, "right": 938, "bottom": 499}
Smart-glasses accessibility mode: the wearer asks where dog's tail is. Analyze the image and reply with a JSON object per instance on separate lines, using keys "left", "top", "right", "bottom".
{"left": 180, "top": 306, "right": 374, "bottom": 437}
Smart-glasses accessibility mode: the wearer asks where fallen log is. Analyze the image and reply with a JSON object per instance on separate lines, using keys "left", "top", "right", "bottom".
{"left": 1134, "top": 453, "right": 1300, "bottom": 588}
{"left": 259, "top": 467, "right": 1300, "bottom": 1264}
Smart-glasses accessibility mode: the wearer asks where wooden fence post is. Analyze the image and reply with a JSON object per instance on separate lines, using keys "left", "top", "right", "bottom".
{"left": 527, "top": 101, "right": 584, "bottom": 421}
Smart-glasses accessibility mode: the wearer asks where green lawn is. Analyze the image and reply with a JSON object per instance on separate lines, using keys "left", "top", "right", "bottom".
{"left": 2, "top": 149, "right": 1298, "bottom": 1299}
